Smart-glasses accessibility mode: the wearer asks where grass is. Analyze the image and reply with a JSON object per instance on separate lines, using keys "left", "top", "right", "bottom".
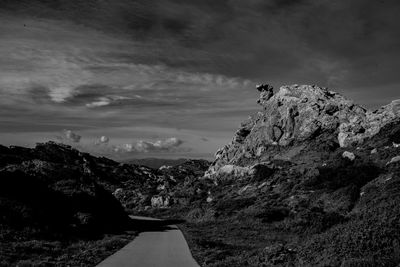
{"left": 0, "top": 231, "right": 137, "bottom": 267}
{"left": 179, "top": 215, "right": 298, "bottom": 267}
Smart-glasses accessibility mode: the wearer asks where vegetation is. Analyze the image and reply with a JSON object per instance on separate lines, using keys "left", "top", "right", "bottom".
{"left": 2, "top": 120, "right": 400, "bottom": 266}
{"left": 147, "top": 121, "right": 400, "bottom": 266}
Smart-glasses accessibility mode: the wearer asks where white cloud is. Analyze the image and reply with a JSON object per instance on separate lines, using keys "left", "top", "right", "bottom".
{"left": 63, "top": 129, "right": 81, "bottom": 143}
{"left": 49, "top": 86, "right": 75, "bottom": 103}
{"left": 95, "top": 135, "right": 110, "bottom": 145}
{"left": 114, "top": 137, "right": 183, "bottom": 153}
{"left": 86, "top": 97, "right": 111, "bottom": 108}
{"left": 86, "top": 95, "right": 132, "bottom": 108}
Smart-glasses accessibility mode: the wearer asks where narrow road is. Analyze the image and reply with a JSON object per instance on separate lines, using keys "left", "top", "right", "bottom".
{"left": 96, "top": 216, "right": 200, "bottom": 267}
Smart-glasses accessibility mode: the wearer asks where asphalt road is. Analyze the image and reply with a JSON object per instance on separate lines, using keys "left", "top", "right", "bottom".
{"left": 96, "top": 216, "right": 200, "bottom": 267}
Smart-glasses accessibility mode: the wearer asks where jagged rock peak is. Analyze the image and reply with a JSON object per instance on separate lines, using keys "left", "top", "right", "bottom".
{"left": 256, "top": 83, "right": 274, "bottom": 105}
{"left": 205, "top": 84, "right": 400, "bottom": 179}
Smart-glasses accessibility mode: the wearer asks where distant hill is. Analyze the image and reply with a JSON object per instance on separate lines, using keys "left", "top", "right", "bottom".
{"left": 124, "top": 158, "right": 189, "bottom": 169}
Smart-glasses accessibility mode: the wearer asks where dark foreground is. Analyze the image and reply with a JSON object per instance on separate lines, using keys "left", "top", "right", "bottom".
{"left": 0, "top": 232, "right": 136, "bottom": 267}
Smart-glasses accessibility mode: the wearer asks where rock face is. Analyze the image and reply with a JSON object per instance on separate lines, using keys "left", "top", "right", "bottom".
{"left": 206, "top": 84, "right": 400, "bottom": 179}
{"left": 192, "top": 90, "right": 400, "bottom": 266}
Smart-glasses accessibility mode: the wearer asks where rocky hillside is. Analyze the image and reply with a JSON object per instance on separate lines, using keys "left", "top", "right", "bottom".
{"left": 206, "top": 84, "right": 400, "bottom": 179}
{"left": 2, "top": 84, "right": 399, "bottom": 266}
{"left": 125, "top": 158, "right": 188, "bottom": 169}
{"left": 0, "top": 141, "right": 210, "bottom": 223}
{"left": 173, "top": 84, "right": 400, "bottom": 266}
{"left": 0, "top": 142, "right": 133, "bottom": 235}
{"left": 0, "top": 142, "right": 145, "bottom": 266}
{"left": 0, "top": 141, "right": 208, "bottom": 266}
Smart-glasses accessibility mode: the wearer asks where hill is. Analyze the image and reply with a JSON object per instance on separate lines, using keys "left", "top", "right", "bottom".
{"left": 124, "top": 158, "right": 189, "bottom": 169}
{"left": 2, "top": 84, "right": 400, "bottom": 266}
{"left": 0, "top": 142, "right": 194, "bottom": 266}
{"left": 147, "top": 84, "right": 400, "bottom": 267}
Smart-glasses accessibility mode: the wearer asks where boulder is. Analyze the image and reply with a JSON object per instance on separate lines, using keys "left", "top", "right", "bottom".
{"left": 386, "top": 156, "right": 400, "bottom": 166}
{"left": 151, "top": 195, "right": 170, "bottom": 208}
{"left": 342, "top": 151, "right": 356, "bottom": 161}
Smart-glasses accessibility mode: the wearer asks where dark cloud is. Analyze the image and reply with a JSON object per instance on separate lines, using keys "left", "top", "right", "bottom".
{"left": 4, "top": 0, "right": 399, "bottom": 91}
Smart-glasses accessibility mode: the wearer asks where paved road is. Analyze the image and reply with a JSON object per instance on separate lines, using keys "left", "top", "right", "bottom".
{"left": 96, "top": 216, "right": 200, "bottom": 267}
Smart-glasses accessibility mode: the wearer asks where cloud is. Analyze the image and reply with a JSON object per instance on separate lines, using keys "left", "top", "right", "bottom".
{"left": 85, "top": 95, "right": 132, "bottom": 108}
{"left": 86, "top": 97, "right": 112, "bottom": 108}
{"left": 1, "top": 0, "right": 400, "bottom": 158}
{"left": 95, "top": 135, "right": 110, "bottom": 145}
{"left": 63, "top": 129, "right": 81, "bottom": 143}
{"left": 2, "top": 0, "right": 400, "bottom": 91}
{"left": 115, "top": 137, "right": 183, "bottom": 153}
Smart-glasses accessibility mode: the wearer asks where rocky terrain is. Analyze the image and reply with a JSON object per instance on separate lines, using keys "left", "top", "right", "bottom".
{"left": 0, "top": 142, "right": 206, "bottom": 266}
{"left": 1, "top": 84, "right": 400, "bottom": 266}
{"left": 206, "top": 84, "right": 400, "bottom": 179}
{"left": 115, "top": 158, "right": 210, "bottom": 211}
{"left": 150, "top": 84, "right": 400, "bottom": 267}
{"left": 125, "top": 158, "right": 188, "bottom": 169}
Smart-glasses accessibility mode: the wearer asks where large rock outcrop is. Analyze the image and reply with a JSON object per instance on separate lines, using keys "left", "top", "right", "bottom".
{"left": 187, "top": 86, "right": 400, "bottom": 266}
{"left": 206, "top": 84, "right": 400, "bottom": 179}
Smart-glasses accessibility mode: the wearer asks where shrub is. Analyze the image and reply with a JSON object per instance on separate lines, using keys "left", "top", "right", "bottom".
{"left": 214, "top": 197, "right": 257, "bottom": 216}
{"left": 186, "top": 208, "right": 216, "bottom": 223}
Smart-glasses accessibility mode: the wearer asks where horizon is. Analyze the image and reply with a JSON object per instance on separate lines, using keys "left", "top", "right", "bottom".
{"left": 1, "top": 0, "right": 400, "bottom": 159}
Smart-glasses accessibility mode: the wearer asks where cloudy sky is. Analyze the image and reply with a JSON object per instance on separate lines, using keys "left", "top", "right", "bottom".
{"left": 0, "top": 0, "right": 399, "bottom": 159}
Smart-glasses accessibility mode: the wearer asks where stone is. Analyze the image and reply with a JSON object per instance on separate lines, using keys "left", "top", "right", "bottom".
{"left": 256, "top": 84, "right": 274, "bottom": 106}
{"left": 342, "top": 151, "right": 356, "bottom": 161}
{"left": 151, "top": 195, "right": 170, "bottom": 208}
{"left": 325, "top": 103, "right": 339, "bottom": 115}
{"left": 159, "top": 165, "right": 172, "bottom": 170}
{"left": 238, "top": 185, "right": 256, "bottom": 195}
{"left": 386, "top": 156, "right": 400, "bottom": 166}
{"left": 370, "top": 148, "right": 378, "bottom": 154}
{"left": 113, "top": 188, "right": 123, "bottom": 196}
{"left": 256, "top": 146, "right": 266, "bottom": 157}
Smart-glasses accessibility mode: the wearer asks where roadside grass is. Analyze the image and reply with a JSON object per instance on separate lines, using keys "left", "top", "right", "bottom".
{"left": 0, "top": 231, "right": 136, "bottom": 267}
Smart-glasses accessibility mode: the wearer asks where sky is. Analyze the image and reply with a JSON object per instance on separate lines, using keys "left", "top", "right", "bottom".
{"left": 0, "top": 0, "right": 399, "bottom": 160}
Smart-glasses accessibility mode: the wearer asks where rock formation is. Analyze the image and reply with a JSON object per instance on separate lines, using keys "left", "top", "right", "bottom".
{"left": 206, "top": 84, "right": 400, "bottom": 179}
{"left": 187, "top": 85, "right": 400, "bottom": 266}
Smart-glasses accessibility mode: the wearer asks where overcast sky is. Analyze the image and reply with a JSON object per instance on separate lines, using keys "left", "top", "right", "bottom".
{"left": 0, "top": 0, "right": 399, "bottom": 159}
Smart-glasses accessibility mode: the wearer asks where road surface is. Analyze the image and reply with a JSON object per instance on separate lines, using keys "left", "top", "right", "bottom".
{"left": 96, "top": 216, "right": 200, "bottom": 267}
